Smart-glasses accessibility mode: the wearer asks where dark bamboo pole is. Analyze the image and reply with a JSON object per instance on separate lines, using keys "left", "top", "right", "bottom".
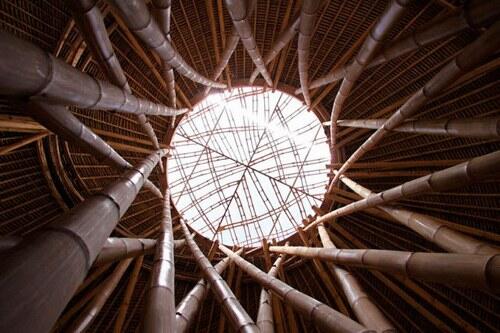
{"left": 0, "top": 150, "right": 164, "bottom": 333}
{"left": 224, "top": 0, "right": 273, "bottom": 86}
{"left": 336, "top": 117, "right": 500, "bottom": 139}
{"left": 143, "top": 190, "right": 176, "bottom": 333}
{"left": 333, "top": 171, "right": 500, "bottom": 255}
{"left": 27, "top": 101, "right": 163, "bottom": 198}
{"left": 269, "top": 245, "right": 500, "bottom": 292}
{"left": 307, "top": 150, "right": 500, "bottom": 231}
{"left": 0, "top": 32, "right": 187, "bottom": 116}
{"left": 317, "top": 224, "right": 395, "bottom": 332}
{"left": 297, "top": 0, "right": 500, "bottom": 93}
{"left": 331, "top": 21, "right": 500, "bottom": 185}
{"left": 0, "top": 236, "right": 22, "bottom": 253}
{"left": 298, "top": 0, "right": 321, "bottom": 107}
{"left": 175, "top": 250, "right": 243, "bottom": 333}
{"left": 219, "top": 245, "right": 372, "bottom": 333}
{"left": 179, "top": 220, "right": 259, "bottom": 332}
{"left": 68, "top": 259, "right": 133, "bottom": 332}
{"left": 107, "top": 0, "right": 225, "bottom": 88}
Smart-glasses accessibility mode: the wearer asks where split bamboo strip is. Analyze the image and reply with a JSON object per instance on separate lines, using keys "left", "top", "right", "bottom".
{"left": 0, "top": 131, "right": 50, "bottom": 156}
{"left": 0, "top": 150, "right": 164, "bottom": 333}
{"left": 219, "top": 245, "right": 372, "bottom": 333}
{"left": 0, "top": 32, "right": 187, "bottom": 116}
{"left": 269, "top": 245, "right": 500, "bottom": 292}
{"left": 179, "top": 220, "right": 259, "bottom": 332}
{"left": 331, "top": 21, "right": 500, "bottom": 185}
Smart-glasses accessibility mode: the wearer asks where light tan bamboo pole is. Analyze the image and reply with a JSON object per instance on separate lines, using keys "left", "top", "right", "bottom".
{"left": 175, "top": 249, "right": 243, "bottom": 333}
{"left": 68, "top": 259, "right": 133, "bottom": 332}
{"left": 256, "top": 252, "right": 287, "bottom": 333}
{"left": 308, "top": 149, "right": 500, "bottom": 231}
{"left": 249, "top": 16, "right": 300, "bottom": 84}
{"left": 317, "top": 224, "right": 395, "bottom": 332}
{"left": 107, "top": 0, "right": 225, "bottom": 88}
{"left": 224, "top": 0, "right": 273, "bottom": 86}
{"left": 114, "top": 256, "right": 144, "bottom": 333}
{"left": 334, "top": 171, "right": 500, "bottom": 255}
{"left": 179, "top": 220, "right": 259, "bottom": 332}
{"left": 143, "top": 189, "right": 176, "bottom": 333}
{"left": 269, "top": 245, "right": 500, "bottom": 293}
{"left": 331, "top": 21, "right": 500, "bottom": 186}
{"left": 0, "top": 131, "right": 49, "bottom": 156}
{"left": 219, "top": 245, "right": 372, "bottom": 333}
{"left": 296, "top": 0, "right": 500, "bottom": 94}
{"left": 336, "top": 117, "right": 500, "bottom": 138}
{"left": 298, "top": 0, "right": 322, "bottom": 107}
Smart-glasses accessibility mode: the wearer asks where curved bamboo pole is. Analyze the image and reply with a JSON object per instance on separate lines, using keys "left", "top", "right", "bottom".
{"left": 224, "top": 0, "right": 273, "bottom": 86}
{"left": 219, "top": 245, "right": 371, "bottom": 333}
{"left": 333, "top": 171, "right": 500, "bottom": 255}
{"left": 0, "top": 32, "right": 187, "bottom": 116}
{"left": 0, "top": 150, "right": 165, "bottom": 333}
{"left": 336, "top": 117, "right": 500, "bottom": 139}
{"left": 297, "top": 0, "right": 500, "bottom": 94}
{"left": 269, "top": 245, "right": 500, "bottom": 293}
{"left": 143, "top": 190, "right": 176, "bottom": 333}
{"left": 108, "top": 0, "right": 225, "bottom": 89}
{"left": 298, "top": 0, "right": 322, "bottom": 107}
{"left": 179, "top": 220, "right": 259, "bottom": 332}
{"left": 331, "top": 21, "right": 500, "bottom": 185}
{"left": 28, "top": 101, "right": 163, "bottom": 199}
{"left": 68, "top": 259, "right": 133, "bottom": 332}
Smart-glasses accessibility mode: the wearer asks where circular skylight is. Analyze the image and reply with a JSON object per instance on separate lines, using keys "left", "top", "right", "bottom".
{"left": 168, "top": 86, "right": 330, "bottom": 247}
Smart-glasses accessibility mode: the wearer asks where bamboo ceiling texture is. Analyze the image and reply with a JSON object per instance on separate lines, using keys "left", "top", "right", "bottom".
{"left": 0, "top": 0, "right": 499, "bottom": 332}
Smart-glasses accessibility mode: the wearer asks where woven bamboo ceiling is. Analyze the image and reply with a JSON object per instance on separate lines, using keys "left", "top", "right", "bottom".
{"left": 0, "top": 0, "right": 499, "bottom": 332}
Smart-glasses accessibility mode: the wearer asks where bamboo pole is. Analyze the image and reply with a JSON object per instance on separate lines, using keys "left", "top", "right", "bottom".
{"left": 107, "top": 0, "right": 225, "bottom": 88}
{"left": 179, "top": 220, "right": 259, "bottom": 332}
{"left": 0, "top": 236, "right": 22, "bottom": 253}
{"left": 219, "top": 245, "right": 372, "bottom": 333}
{"left": 224, "top": 0, "right": 273, "bottom": 86}
{"left": 143, "top": 190, "right": 176, "bottom": 333}
{"left": 334, "top": 171, "right": 500, "bottom": 255}
{"left": 331, "top": 21, "right": 500, "bottom": 185}
{"left": 317, "top": 224, "right": 395, "bottom": 332}
{"left": 269, "top": 245, "right": 500, "bottom": 293}
{"left": 68, "top": 259, "right": 133, "bottom": 332}
{"left": 0, "top": 131, "right": 50, "bottom": 156}
{"left": 0, "top": 150, "right": 165, "bottom": 333}
{"left": 0, "top": 32, "right": 187, "bottom": 116}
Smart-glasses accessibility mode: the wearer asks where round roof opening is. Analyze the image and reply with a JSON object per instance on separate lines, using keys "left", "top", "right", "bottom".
{"left": 168, "top": 86, "right": 330, "bottom": 247}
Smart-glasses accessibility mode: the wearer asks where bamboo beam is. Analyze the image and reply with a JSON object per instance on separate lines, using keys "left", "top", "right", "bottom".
{"left": 219, "top": 245, "right": 371, "bottom": 333}
{"left": 0, "top": 131, "right": 50, "bottom": 156}
{"left": 179, "top": 220, "right": 259, "bottom": 332}
{"left": 331, "top": 21, "right": 500, "bottom": 185}
{"left": 0, "top": 150, "right": 164, "bottom": 332}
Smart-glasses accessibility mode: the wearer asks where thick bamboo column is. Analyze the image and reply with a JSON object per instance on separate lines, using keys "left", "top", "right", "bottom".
{"left": 179, "top": 220, "right": 259, "bottom": 332}
{"left": 297, "top": 0, "right": 321, "bottom": 107}
{"left": 107, "top": 0, "right": 225, "bottom": 88}
{"left": 307, "top": 150, "right": 500, "bottom": 230}
{"left": 317, "top": 224, "right": 395, "bottom": 332}
{"left": 68, "top": 259, "right": 133, "bottom": 332}
{"left": 28, "top": 101, "right": 163, "bottom": 198}
{"left": 224, "top": 0, "right": 273, "bottom": 86}
{"left": 336, "top": 117, "right": 500, "bottom": 138}
{"left": 333, "top": 171, "right": 500, "bottom": 255}
{"left": 219, "top": 245, "right": 371, "bottom": 333}
{"left": 269, "top": 246, "right": 500, "bottom": 292}
{"left": 331, "top": 21, "right": 500, "bottom": 185}
{"left": 298, "top": 0, "right": 500, "bottom": 93}
{"left": 0, "top": 150, "right": 164, "bottom": 333}
{"left": 0, "top": 32, "right": 186, "bottom": 116}
{"left": 0, "top": 236, "right": 22, "bottom": 253}
{"left": 69, "top": 0, "right": 161, "bottom": 152}
{"left": 256, "top": 252, "right": 286, "bottom": 333}
{"left": 0, "top": 131, "right": 50, "bottom": 156}
{"left": 143, "top": 190, "right": 176, "bottom": 333}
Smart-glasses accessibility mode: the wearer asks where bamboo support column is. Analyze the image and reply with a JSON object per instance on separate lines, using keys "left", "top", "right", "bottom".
{"left": 179, "top": 220, "right": 259, "bottom": 332}
{"left": 219, "top": 245, "right": 371, "bottom": 333}
{"left": 0, "top": 150, "right": 165, "bottom": 333}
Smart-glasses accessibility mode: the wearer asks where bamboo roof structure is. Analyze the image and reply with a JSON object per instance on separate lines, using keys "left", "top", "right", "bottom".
{"left": 0, "top": 0, "right": 499, "bottom": 332}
